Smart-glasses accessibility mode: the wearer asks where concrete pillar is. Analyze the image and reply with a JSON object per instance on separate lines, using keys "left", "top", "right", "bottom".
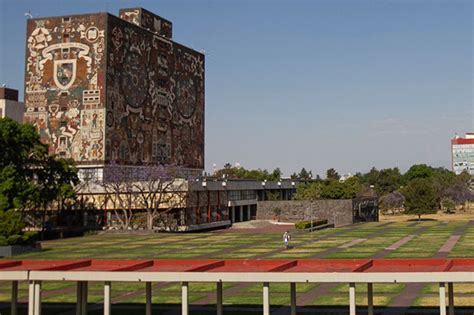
{"left": 11, "top": 281, "right": 18, "bottom": 315}
{"left": 239, "top": 206, "right": 243, "bottom": 222}
{"left": 81, "top": 282, "right": 88, "bottom": 315}
{"left": 290, "top": 282, "right": 296, "bottom": 315}
{"left": 76, "top": 282, "right": 83, "bottom": 315}
{"left": 34, "top": 281, "right": 41, "bottom": 315}
{"left": 448, "top": 282, "right": 454, "bottom": 315}
{"left": 28, "top": 281, "right": 35, "bottom": 315}
{"left": 439, "top": 283, "right": 447, "bottom": 315}
{"left": 367, "top": 283, "right": 373, "bottom": 315}
{"left": 146, "top": 282, "right": 152, "bottom": 315}
{"left": 349, "top": 283, "right": 356, "bottom": 315}
{"left": 104, "top": 282, "right": 111, "bottom": 315}
{"left": 247, "top": 205, "right": 251, "bottom": 221}
{"left": 263, "top": 282, "right": 270, "bottom": 315}
{"left": 217, "top": 282, "right": 223, "bottom": 315}
{"left": 182, "top": 282, "right": 189, "bottom": 315}
{"left": 231, "top": 206, "right": 235, "bottom": 223}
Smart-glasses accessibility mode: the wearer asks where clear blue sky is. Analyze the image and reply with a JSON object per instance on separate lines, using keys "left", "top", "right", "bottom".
{"left": 0, "top": 0, "right": 472, "bottom": 177}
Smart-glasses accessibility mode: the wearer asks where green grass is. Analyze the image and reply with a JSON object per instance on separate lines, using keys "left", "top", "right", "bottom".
{"left": 2, "top": 220, "right": 474, "bottom": 308}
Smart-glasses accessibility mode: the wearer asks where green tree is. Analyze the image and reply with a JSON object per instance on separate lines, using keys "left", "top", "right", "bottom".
{"left": 320, "top": 177, "right": 361, "bottom": 199}
{"left": 292, "top": 168, "right": 313, "bottom": 181}
{"left": 0, "top": 118, "right": 78, "bottom": 240}
{"left": 293, "top": 182, "right": 323, "bottom": 200}
{"left": 326, "top": 168, "right": 340, "bottom": 182}
{"left": 441, "top": 197, "right": 455, "bottom": 213}
{"left": 402, "top": 178, "right": 438, "bottom": 220}
{"left": 402, "top": 164, "right": 434, "bottom": 184}
{"left": 376, "top": 168, "right": 402, "bottom": 195}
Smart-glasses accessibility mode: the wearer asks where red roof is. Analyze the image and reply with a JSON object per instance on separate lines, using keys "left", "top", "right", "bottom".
{"left": 1, "top": 259, "right": 473, "bottom": 273}
{"left": 452, "top": 138, "right": 474, "bottom": 145}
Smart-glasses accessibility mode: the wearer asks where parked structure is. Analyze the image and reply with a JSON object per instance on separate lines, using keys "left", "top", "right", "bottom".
{"left": 0, "top": 88, "right": 24, "bottom": 122}
{"left": 451, "top": 133, "right": 474, "bottom": 175}
{"left": 1, "top": 258, "right": 472, "bottom": 315}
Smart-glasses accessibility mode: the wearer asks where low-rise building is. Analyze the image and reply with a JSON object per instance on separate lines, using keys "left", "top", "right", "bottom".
{"left": 451, "top": 133, "right": 474, "bottom": 175}
{"left": 0, "top": 87, "right": 24, "bottom": 122}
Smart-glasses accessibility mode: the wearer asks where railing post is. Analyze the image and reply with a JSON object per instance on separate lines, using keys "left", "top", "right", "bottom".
{"left": 448, "top": 282, "right": 454, "bottom": 315}
{"left": 217, "top": 281, "right": 223, "bottom": 315}
{"left": 81, "top": 282, "right": 88, "bottom": 315}
{"left": 290, "top": 282, "right": 296, "bottom": 315}
{"left": 11, "top": 280, "right": 18, "bottom": 315}
{"left": 182, "top": 282, "right": 189, "bottom": 315}
{"left": 104, "top": 282, "right": 111, "bottom": 315}
{"left": 367, "top": 283, "right": 373, "bottom": 315}
{"left": 76, "top": 282, "right": 82, "bottom": 315}
{"left": 439, "top": 282, "right": 447, "bottom": 315}
{"left": 28, "top": 281, "right": 35, "bottom": 315}
{"left": 349, "top": 283, "right": 356, "bottom": 315}
{"left": 146, "top": 282, "right": 152, "bottom": 315}
{"left": 34, "top": 281, "right": 41, "bottom": 315}
{"left": 263, "top": 282, "right": 270, "bottom": 315}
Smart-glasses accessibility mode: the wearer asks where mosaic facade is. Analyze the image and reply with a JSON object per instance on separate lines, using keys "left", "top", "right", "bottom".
{"left": 24, "top": 9, "right": 204, "bottom": 172}
{"left": 24, "top": 14, "right": 107, "bottom": 162}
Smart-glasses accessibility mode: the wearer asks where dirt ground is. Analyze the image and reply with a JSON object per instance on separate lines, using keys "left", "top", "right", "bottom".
{"left": 380, "top": 208, "right": 474, "bottom": 222}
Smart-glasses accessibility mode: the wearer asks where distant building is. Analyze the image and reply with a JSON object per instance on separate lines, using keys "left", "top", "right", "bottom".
{"left": 451, "top": 133, "right": 474, "bottom": 175}
{"left": 24, "top": 8, "right": 204, "bottom": 181}
{"left": 0, "top": 87, "right": 24, "bottom": 122}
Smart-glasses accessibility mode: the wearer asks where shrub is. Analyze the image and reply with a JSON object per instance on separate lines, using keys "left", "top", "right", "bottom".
{"left": 295, "top": 219, "right": 328, "bottom": 229}
{"left": 0, "top": 210, "right": 37, "bottom": 246}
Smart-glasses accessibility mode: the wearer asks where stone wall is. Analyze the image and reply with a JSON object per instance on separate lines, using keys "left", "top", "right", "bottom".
{"left": 257, "top": 200, "right": 354, "bottom": 227}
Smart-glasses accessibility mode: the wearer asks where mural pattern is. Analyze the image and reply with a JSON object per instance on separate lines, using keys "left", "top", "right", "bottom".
{"left": 24, "top": 15, "right": 106, "bottom": 163}
{"left": 119, "top": 8, "right": 173, "bottom": 39}
{"left": 106, "top": 15, "right": 204, "bottom": 169}
{"left": 24, "top": 11, "right": 204, "bottom": 170}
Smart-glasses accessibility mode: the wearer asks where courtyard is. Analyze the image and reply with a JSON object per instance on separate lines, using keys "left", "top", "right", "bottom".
{"left": 1, "top": 219, "right": 473, "bottom": 314}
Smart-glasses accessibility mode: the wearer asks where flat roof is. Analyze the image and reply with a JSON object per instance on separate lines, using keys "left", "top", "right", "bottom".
{"left": 1, "top": 258, "right": 473, "bottom": 273}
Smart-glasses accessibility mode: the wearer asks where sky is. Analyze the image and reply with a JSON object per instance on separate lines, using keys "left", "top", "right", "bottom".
{"left": 0, "top": 0, "right": 472, "bottom": 177}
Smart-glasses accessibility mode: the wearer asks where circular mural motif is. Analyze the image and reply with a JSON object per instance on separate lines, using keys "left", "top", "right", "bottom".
{"left": 176, "top": 78, "right": 197, "bottom": 119}
{"left": 121, "top": 52, "right": 148, "bottom": 109}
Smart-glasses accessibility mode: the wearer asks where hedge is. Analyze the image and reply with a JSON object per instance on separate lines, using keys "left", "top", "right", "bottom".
{"left": 295, "top": 219, "right": 328, "bottom": 230}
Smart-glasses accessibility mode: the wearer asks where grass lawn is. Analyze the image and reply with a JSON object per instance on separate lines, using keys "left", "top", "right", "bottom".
{"left": 1, "top": 220, "right": 473, "bottom": 310}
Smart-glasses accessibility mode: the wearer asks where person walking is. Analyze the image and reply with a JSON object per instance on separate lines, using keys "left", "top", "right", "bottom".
{"left": 283, "top": 231, "right": 291, "bottom": 250}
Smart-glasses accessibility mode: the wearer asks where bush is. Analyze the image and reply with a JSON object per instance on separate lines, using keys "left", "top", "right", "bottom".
{"left": 295, "top": 219, "right": 328, "bottom": 229}
{"left": 0, "top": 210, "right": 24, "bottom": 238}
{"left": 0, "top": 210, "right": 37, "bottom": 246}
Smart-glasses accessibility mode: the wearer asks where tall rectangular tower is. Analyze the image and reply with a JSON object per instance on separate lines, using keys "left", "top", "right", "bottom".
{"left": 451, "top": 133, "right": 474, "bottom": 175}
{"left": 24, "top": 8, "right": 204, "bottom": 180}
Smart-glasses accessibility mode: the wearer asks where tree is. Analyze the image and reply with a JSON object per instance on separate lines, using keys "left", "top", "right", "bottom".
{"left": 402, "top": 178, "right": 438, "bottom": 220}
{"left": 133, "top": 165, "right": 188, "bottom": 231}
{"left": 381, "top": 191, "right": 405, "bottom": 214}
{"left": 293, "top": 182, "right": 323, "bottom": 200}
{"left": 293, "top": 168, "right": 313, "bottom": 181}
{"left": 100, "top": 164, "right": 137, "bottom": 230}
{"left": 326, "top": 168, "right": 340, "bottom": 181}
{"left": 403, "top": 164, "right": 434, "bottom": 184}
{"left": 0, "top": 118, "right": 78, "bottom": 239}
{"left": 441, "top": 197, "right": 455, "bottom": 213}
{"left": 214, "top": 165, "right": 282, "bottom": 182}
{"left": 320, "top": 177, "right": 361, "bottom": 199}
{"left": 376, "top": 168, "right": 402, "bottom": 195}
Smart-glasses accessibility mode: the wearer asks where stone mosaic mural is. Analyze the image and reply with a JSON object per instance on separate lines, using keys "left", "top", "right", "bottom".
{"left": 24, "top": 9, "right": 204, "bottom": 171}
{"left": 24, "top": 14, "right": 107, "bottom": 163}
{"left": 106, "top": 14, "right": 204, "bottom": 170}
{"left": 119, "top": 7, "right": 172, "bottom": 39}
